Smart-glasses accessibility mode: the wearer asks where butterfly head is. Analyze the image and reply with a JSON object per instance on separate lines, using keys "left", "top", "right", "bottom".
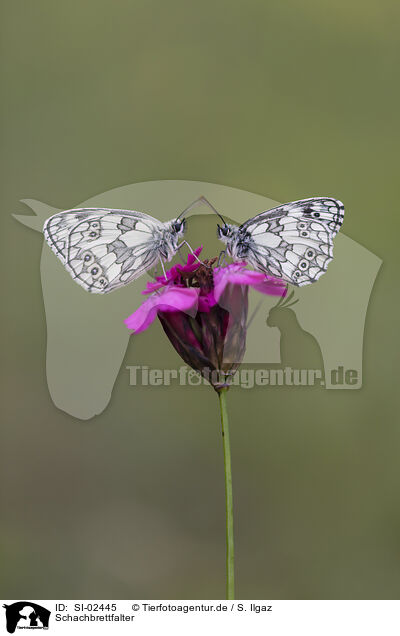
{"left": 170, "top": 218, "right": 186, "bottom": 237}
{"left": 217, "top": 223, "right": 237, "bottom": 242}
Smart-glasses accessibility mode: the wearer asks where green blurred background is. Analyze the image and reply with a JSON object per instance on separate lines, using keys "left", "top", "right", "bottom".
{"left": 1, "top": 0, "right": 399, "bottom": 599}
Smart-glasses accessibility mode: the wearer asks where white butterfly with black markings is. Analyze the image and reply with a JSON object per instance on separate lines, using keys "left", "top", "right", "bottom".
{"left": 217, "top": 197, "right": 344, "bottom": 286}
{"left": 43, "top": 208, "right": 188, "bottom": 293}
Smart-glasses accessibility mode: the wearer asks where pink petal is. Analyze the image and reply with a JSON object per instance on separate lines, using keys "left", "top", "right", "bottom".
{"left": 124, "top": 287, "right": 199, "bottom": 333}
{"left": 213, "top": 264, "right": 287, "bottom": 301}
{"left": 184, "top": 246, "right": 203, "bottom": 268}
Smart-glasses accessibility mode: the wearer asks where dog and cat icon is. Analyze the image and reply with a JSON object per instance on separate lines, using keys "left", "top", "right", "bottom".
{"left": 2, "top": 602, "right": 50, "bottom": 633}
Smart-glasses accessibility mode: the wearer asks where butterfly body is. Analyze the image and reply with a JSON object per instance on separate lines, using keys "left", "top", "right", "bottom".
{"left": 217, "top": 224, "right": 253, "bottom": 260}
{"left": 43, "top": 208, "right": 186, "bottom": 293}
{"left": 218, "top": 197, "right": 344, "bottom": 286}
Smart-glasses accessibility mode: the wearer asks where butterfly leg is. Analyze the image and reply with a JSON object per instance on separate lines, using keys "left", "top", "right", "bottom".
{"left": 160, "top": 259, "right": 167, "bottom": 278}
{"left": 152, "top": 261, "right": 165, "bottom": 279}
{"left": 177, "top": 240, "right": 208, "bottom": 266}
{"left": 217, "top": 250, "right": 227, "bottom": 267}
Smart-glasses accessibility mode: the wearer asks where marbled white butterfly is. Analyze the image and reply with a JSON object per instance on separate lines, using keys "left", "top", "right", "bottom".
{"left": 43, "top": 208, "right": 188, "bottom": 293}
{"left": 217, "top": 197, "right": 344, "bottom": 286}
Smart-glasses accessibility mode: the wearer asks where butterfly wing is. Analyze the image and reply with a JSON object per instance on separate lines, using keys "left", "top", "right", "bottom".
{"left": 43, "top": 208, "right": 165, "bottom": 293}
{"left": 240, "top": 197, "right": 344, "bottom": 286}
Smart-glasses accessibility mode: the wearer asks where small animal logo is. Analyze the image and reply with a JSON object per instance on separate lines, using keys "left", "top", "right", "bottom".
{"left": 266, "top": 291, "right": 323, "bottom": 371}
{"left": 2, "top": 602, "right": 50, "bottom": 633}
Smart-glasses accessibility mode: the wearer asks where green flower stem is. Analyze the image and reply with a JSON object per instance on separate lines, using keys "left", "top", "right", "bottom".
{"left": 218, "top": 387, "right": 235, "bottom": 599}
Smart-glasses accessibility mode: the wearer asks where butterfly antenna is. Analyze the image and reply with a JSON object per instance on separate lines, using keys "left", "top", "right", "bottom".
{"left": 176, "top": 196, "right": 205, "bottom": 220}
{"left": 200, "top": 196, "right": 228, "bottom": 227}
{"left": 176, "top": 195, "right": 227, "bottom": 226}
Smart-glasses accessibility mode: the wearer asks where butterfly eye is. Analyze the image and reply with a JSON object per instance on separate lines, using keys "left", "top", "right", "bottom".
{"left": 299, "top": 259, "right": 309, "bottom": 270}
{"left": 172, "top": 220, "right": 184, "bottom": 233}
{"left": 98, "top": 277, "right": 107, "bottom": 286}
{"left": 293, "top": 270, "right": 301, "bottom": 278}
{"left": 313, "top": 212, "right": 321, "bottom": 218}
{"left": 90, "top": 222, "right": 100, "bottom": 228}
{"left": 300, "top": 231, "right": 309, "bottom": 237}
{"left": 298, "top": 222, "right": 308, "bottom": 230}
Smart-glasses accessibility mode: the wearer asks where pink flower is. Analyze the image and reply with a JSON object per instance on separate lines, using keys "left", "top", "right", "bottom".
{"left": 124, "top": 247, "right": 204, "bottom": 333}
{"left": 124, "top": 250, "right": 287, "bottom": 390}
{"left": 213, "top": 263, "right": 287, "bottom": 302}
